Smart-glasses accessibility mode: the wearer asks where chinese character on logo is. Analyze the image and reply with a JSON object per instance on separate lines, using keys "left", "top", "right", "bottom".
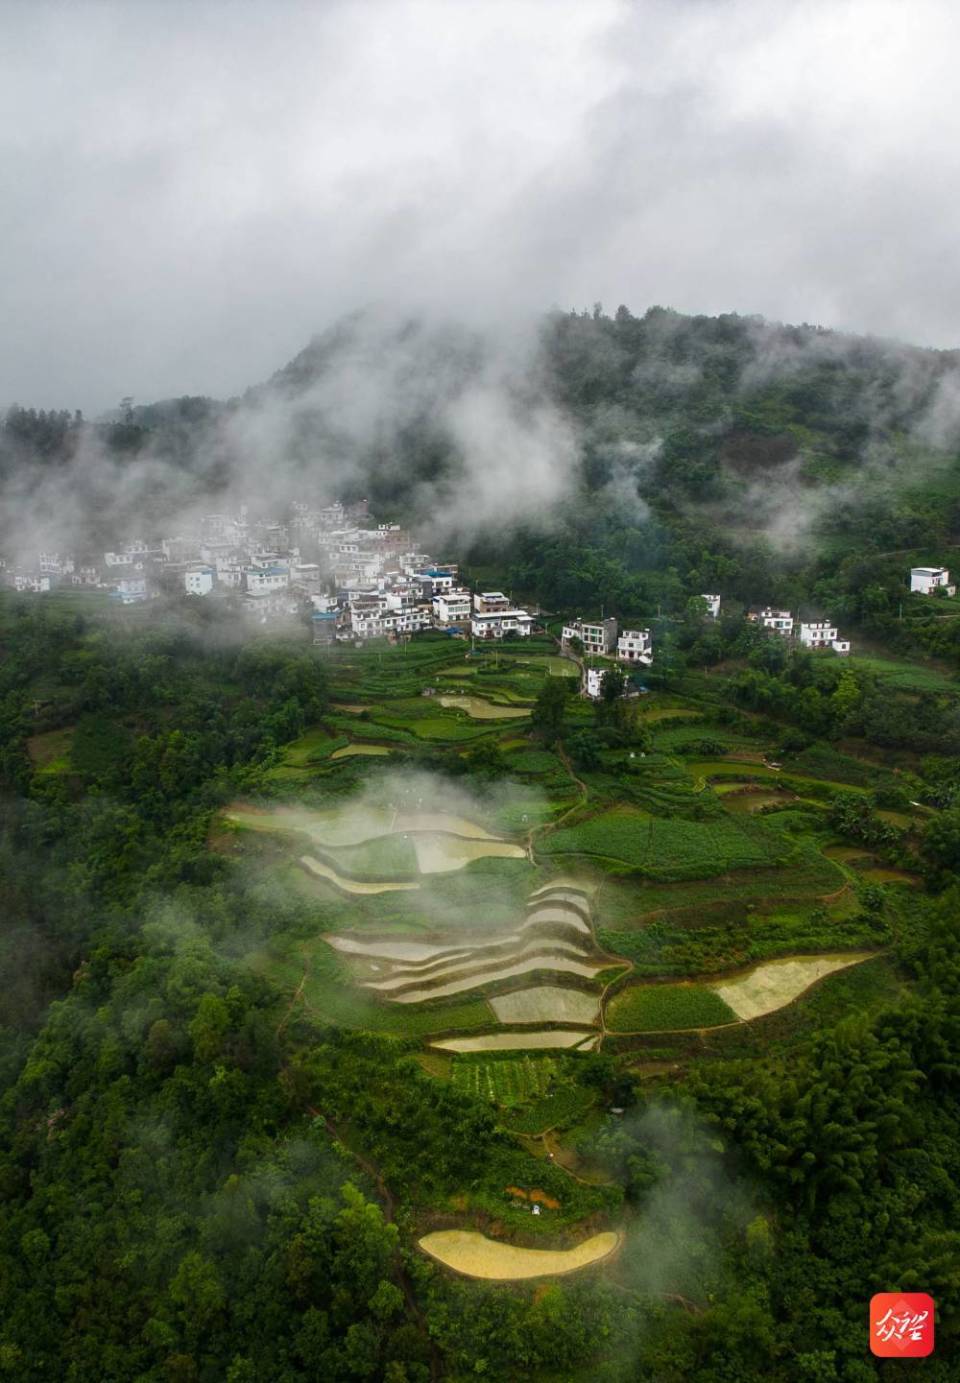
{"left": 870, "top": 1293, "right": 935, "bottom": 1358}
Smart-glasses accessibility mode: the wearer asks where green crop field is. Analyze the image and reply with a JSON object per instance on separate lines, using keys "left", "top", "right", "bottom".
{"left": 846, "top": 653, "right": 958, "bottom": 694}
{"left": 503, "top": 1085, "right": 597, "bottom": 1134}
{"left": 452, "top": 1055, "right": 558, "bottom": 1107}
{"left": 540, "top": 807, "right": 789, "bottom": 879}
{"left": 605, "top": 982, "right": 737, "bottom": 1032}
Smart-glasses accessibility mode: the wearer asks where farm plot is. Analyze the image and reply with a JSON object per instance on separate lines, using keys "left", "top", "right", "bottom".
{"left": 452, "top": 1055, "right": 557, "bottom": 1106}
{"left": 342, "top": 881, "right": 607, "bottom": 1005}
{"left": 432, "top": 1031, "right": 598, "bottom": 1052}
{"left": 412, "top": 834, "right": 527, "bottom": 873}
{"left": 330, "top": 743, "right": 392, "bottom": 758}
{"left": 438, "top": 695, "right": 531, "bottom": 719}
{"left": 368, "top": 951, "right": 606, "bottom": 1003}
{"left": 418, "top": 1229, "right": 621, "bottom": 1280}
{"left": 540, "top": 808, "right": 789, "bottom": 880}
{"left": 605, "top": 983, "right": 737, "bottom": 1033}
{"left": 324, "top": 833, "right": 419, "bottom": 879}
{"left": 712, "top": 952, "right": 876, "bottom": 1020}
{"left": 300, "top": 856, "right": 420, "bottom": 895}
{"left": 490, "top": 986, "right": 599, "bottom": 1025}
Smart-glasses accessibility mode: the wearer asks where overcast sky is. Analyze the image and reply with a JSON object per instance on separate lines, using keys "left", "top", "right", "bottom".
{"left": 1, "top": 0, "right": 958, "bottom": 413}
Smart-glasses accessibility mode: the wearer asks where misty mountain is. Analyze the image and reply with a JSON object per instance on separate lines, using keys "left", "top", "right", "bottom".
{"left": 4, "top": 304, "right": 960, "bottom": 575}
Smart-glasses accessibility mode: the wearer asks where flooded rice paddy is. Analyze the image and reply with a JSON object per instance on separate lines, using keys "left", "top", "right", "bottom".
{"left": 412, "top": 834, "right": 527, "bottom": 873}
{"left": 299, "top": 855, "right": 420, "bottom": 895}
{"left": 490, "top": 986, "right": 599, "bottom": 1025}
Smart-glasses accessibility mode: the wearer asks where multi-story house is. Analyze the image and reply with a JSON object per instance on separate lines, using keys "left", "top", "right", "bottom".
{"left": 616, "top": 629, "right": 653, "bottom": 664}
{"left": 799, "top": 621, "right": 850, "bottom": 655}
{"left": 561, "top": 617, "right": 618, "bottom": 656}
{"left": 185, "top": 567, "right": 214, "bottom": 596}
{"left": 911, "top": 566, "right": 956, "bottom": 596}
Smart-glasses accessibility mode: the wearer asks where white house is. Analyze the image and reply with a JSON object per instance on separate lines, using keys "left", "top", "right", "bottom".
{"left": 245, "top": 563, "right": 290, "bottom": 595}
{"left": 750, "top": 607, "right": 794, "bottom": 636}
{"left": 561, "top": 617, "right": 618, "bottom": 656}
{"left": 113, "top": 575, "right": 147, "bottom": 604}
{"left": 616, "top": 629, "right": 653, "bottom": 665}
{"left": 471, "top": 608, "right": 534, "bottom": 640}
{"left": 583, "top": 667, "right": 606, "bottom": 699}
{"left": 473, "top": 591, "right": 512, "bottom": 613}
{"left": 311, "top": 610, "right": 338, "bottom": 646}
{"left": 185, "top": 566, "right": 214, "bottom": 597}
{"left": 799, "top": 620, "right": 851, "bottom": 655}
{"left": 910, "top": 566, "right": 956, "bottom": 596}
{"left": 12, "top": 572, "right": 52, "bottom": 593}
{"left": 433, "top": 589, "right": 472, "bottom": 625}
{"left": 702, "top": 593, "right": 721, "bottom": 619}
{"left": 416, "top": 568, "right": 456, "bottom": 597}
{"left": 799, "top": 620, "right": 838, "bottom": 649}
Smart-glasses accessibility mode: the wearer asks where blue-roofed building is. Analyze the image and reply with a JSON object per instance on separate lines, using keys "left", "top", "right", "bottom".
{"left": 311, "top": 610, "right": 338, "bottom": 646}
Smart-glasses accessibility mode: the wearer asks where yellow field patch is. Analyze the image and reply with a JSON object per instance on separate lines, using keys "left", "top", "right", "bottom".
{"left": 418, "top": 1229, "right": 620, "bottom": 1280}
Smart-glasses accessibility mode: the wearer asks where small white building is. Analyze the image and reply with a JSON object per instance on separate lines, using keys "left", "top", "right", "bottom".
{"left": 750, "top": 607, "right": 794, "bottom": 636}
{"left": 702, "top": 593, "right": 721, "bottom": 619}
{"left": 798, "top": 620, "right": 838, "bottom": 649}
{"left": 799, "top": 620, "right": 851, "bottom": 655}
{"left": 561, "top": 617, "right": 618, "bottom": 656}
{"left": 416, "top": 568, "right": 456, "bottom": 597}
{"left": 473, "top": 591, "right": 512, "bottom": 613}
{"left": 113, "top": 575, "right": 147, "bottom": 604}
{"left": 12, "top": 572, "right": 52, "bottom": 593}
{"left": 245, "top": 563, "right": 290, "bottom": 595}
{"left": 583, "top": 667, "right": 606, "bottom": 699}
{"left": 433, "top": 589, "right": 472, "bottom": 625}
{"left": 582, "top": 665, "right": 629, "bottom": 699}
{"left": 616, "top": 629, "right": 653, "bottom": 665}
{"left": 910, "top": 566, "right": 956, "bottom": 596}
{"left": 471, "top": 608, "right": 534, "bottom": 640}
{"left": 185, "top": 566, "right": 214, "bottom": 597}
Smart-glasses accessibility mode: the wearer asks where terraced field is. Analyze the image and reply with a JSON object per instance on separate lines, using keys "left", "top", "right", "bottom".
{"left": 438, "top": 695, "right": 530, "bottom": 719}
{"left": 431, "top": 1030, "right": 598, "bottom": 1052}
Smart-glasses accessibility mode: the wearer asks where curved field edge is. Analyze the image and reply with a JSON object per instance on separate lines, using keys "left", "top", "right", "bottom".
{"left": 604, "top": 951, "right": 878, "bottom": 1033}
{"left": 418, "top": 1228, "right": 621, "bottom": 1280}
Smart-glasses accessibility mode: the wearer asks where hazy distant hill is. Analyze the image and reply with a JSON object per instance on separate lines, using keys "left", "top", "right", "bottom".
{"left": 3, "top": 305, "right": 960, "bottom": 582}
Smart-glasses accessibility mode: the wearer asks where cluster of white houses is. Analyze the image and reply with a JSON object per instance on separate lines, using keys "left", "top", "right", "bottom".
{"left": 748, "top": 607, "right": 851, "bottom": 655}
{"left": 559, "top": 617, "right": 654, "bottom": 666}
{"left": 7, "top": 522, "right": 957, "bottom": 665}
{"left": 0, "top": 502, "right": 546, "bottom": 645}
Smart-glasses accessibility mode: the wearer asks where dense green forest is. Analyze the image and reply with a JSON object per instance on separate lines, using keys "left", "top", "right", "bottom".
{"left": 4, "top": 308, "right": 960, "bottom": 1378}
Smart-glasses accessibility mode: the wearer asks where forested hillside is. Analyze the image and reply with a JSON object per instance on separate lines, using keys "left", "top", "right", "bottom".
{"left": 7, "top": 305, "right": 960, "bottom": 658}
{"left": 4, "top": 309, "right": 960, "bottom": 1379}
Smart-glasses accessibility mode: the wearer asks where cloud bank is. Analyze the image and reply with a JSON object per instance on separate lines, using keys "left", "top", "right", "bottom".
{"left": 1, "top": 0, "right": 960, "bottom": 412}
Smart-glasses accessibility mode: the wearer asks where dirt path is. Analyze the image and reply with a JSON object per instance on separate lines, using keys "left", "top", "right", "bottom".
{"left": 540, "top": 1130, "right": 615, "bottom": 1187}
{"left": 275, "top": 955, "right": 309, "bottom": 1041}
{"left": 303, "top": 1101, "right": 441, "bottom": 1379}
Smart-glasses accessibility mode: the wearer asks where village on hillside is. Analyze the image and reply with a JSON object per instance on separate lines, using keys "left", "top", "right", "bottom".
{"left": 7, "top": 501, "right": 956, "bottom": 694}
